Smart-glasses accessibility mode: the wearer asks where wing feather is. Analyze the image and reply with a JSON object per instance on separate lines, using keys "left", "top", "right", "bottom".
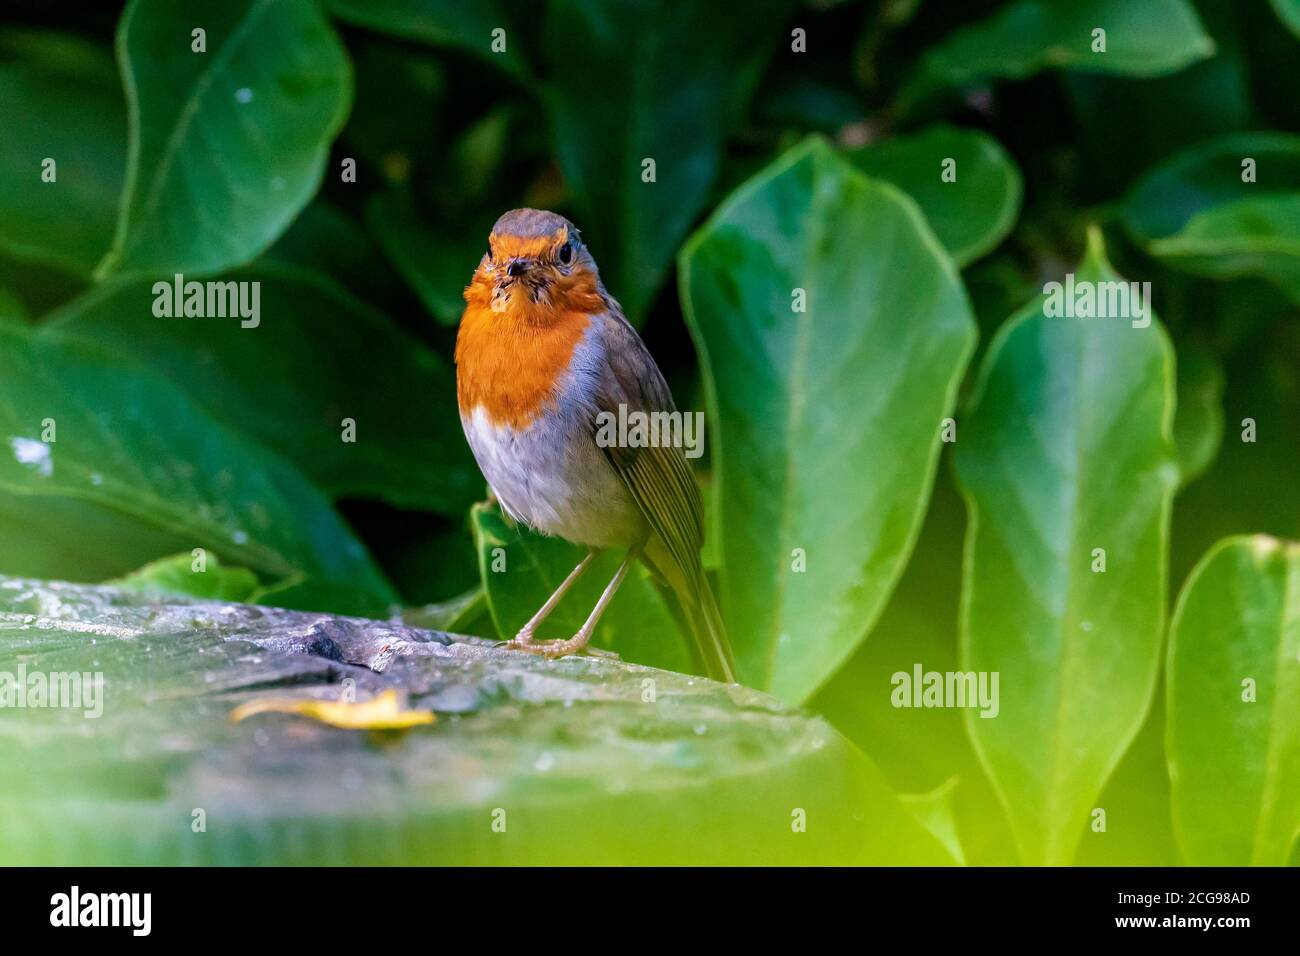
{"left": 591, "top": 311, "right": 704, "bottom": 585}
{"left": 589, "top": 309, "right": 737, "bottom": 682}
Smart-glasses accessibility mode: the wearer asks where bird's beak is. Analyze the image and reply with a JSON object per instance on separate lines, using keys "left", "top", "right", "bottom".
{"left": 491, "top": 255, "right": 549, "bottom": 311}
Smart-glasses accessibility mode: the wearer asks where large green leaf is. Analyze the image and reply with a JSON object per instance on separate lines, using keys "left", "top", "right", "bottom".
{"left": 846, "top": 125, "right": 1022, "bottom": 267}
{"left": 954, "top": 231, "right": 1179, "bottom": 865}
{"left": 470, "top": 503, "right": 693, "bottom": 674}
{"left": 0, "top": 323, "right": 395, "bottom": 616}
{"left": 901, "top": 0, "right": 1214, "bottom": 109}
{"left": 543, "top": 0, "right": 795, "bottom": 322}
{"left": 96, "top": 0, "right": 352, "bottom": 279}
{"left": 323, "top": 0, "right": 528, "bottom": 78}
{"left": 0, "top": 577, "right": 953, "bottom": 865}
{"left": 1167, "top": 535, "right": 1300, "bottom": 866}
{"left": 0, "top": 31, "right": 126, "bottom": 275}
{"left": 680, "top": 137, "right": 976, "bottom": 703}
{"left": 44, "top": 263, "right": 479, "bottom": 515}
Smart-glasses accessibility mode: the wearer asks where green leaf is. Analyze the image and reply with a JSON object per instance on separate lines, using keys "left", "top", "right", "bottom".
{"left": 108, "top": 551, "right": 260, "bottom": 601}
{"left": 0, "top": 31, "right": 126, "bottom": 275}
{"left": 846, "top": 125, "right": 1022, "bottom": 266}
{"left": 901, "top": 0, "right": 1214, "bottom": 109}
{"left": 1123, "top": 132, "right": 1300, "bottom": 302}
{"left": 44, "top": 263, "right": 479, "bottom": 515}
{"left": 543, "top": 0, "right": 796, "bottom": 322}
{"left": 1123, "top": 132, "right": 1300, "bottom": 243}
{"left": 0, "top": 576, "right": 953, "bottom": 865}
{"left": 953, "top": 230, "right": 1179, "bottom": 865}
{"left": 1173, "top": 351, "right": 1225, "bottom": 486}
{"left": 323, "top": 0, "right": 527, "bottom": 78}
{"left": 1168, "top": 535, "right": 1300, "bottom": 865}
{"left": 96, "top": 0, "right": 352, "bottom": 279}
{"left": 0, "top": 323, "right": 396, "bottom": 616}
{"left": 470, "top": 503, "right": 694, "bottom": 674}
{"left": 1150, "top": 195, "right": 1300, "bottom": 304}
{"left": 680, "top": 137, "right": 976, "bottom": 703}
{"left": 1271, "top": 0, "right": 1300, "bottom": 38}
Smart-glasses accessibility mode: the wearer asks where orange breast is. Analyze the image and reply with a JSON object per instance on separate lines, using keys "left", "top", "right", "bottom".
{"left": 456, "top": 301, "right": 593, "bottom": 429}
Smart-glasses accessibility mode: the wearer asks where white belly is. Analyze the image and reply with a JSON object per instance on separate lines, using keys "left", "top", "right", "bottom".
{"left": 460, "top": 403, "right": 645, "bottom": 549}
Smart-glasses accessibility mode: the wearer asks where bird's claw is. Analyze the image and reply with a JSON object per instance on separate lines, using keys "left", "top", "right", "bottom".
{"left": 493, "top": 627, "right": 535, "bottom": 651}
{"left": 498, "top": 634, "right": 594, "bottom": 660}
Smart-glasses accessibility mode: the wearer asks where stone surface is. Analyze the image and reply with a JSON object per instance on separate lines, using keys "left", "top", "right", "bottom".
{"left": 0, "top": 577, "right": 951, "bottom": 865}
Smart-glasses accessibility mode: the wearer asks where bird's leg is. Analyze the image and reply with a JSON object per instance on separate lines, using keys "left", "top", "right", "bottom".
{"left": 505, "top": 548, "right": 599, "bottom": 647}
{"left": 519, "top": 540, "right": 645, "bottom": 661}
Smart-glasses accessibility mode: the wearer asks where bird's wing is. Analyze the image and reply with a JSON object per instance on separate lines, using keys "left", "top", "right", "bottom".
{"left": 591, "top": 311, "right": 705, "bottom": 585}
{"left": 591, "top": 310, "right": 737, "bottom": 683}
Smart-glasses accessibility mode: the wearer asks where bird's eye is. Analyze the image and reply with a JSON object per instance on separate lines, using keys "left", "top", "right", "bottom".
{"left": 558, "top": 241, "right": 573, "bottom": 265}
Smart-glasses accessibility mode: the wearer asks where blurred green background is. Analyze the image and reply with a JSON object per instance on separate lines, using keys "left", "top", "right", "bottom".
{"left": 0, "top": 0, "right": 1298, "bottom": 865}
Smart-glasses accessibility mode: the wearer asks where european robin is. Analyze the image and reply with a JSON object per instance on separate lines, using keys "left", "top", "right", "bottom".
{"left": 455, "top": 208, "right": 737, "bottom": 683}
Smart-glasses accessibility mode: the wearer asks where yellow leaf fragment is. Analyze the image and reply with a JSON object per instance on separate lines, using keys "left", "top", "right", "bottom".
{"left": 229, "top": 688, "right": 435, "bottom": 729}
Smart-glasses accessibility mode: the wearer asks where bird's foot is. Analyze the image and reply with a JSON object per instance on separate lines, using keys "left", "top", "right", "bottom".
{"left": 500, "top": 631, "right": 594, "bottom": 660}
{"left": 494, "top": 626, "right": 537, "bottom": 650}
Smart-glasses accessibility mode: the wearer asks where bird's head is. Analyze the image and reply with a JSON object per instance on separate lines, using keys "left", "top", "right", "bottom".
{"left": 467, "top": 208, "right": 605, "bottom": 323}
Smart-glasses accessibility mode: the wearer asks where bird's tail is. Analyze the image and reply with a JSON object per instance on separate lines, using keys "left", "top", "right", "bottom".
{"left": 679, "top": 572, "right": 737, "bottom": 684}
{"left": 642, "top": 541, "right": 738, "bottom": 684}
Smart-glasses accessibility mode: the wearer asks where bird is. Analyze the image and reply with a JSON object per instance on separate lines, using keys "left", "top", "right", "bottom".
{"left": 454, "top": 208, "right": 737, "bottom": 683}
